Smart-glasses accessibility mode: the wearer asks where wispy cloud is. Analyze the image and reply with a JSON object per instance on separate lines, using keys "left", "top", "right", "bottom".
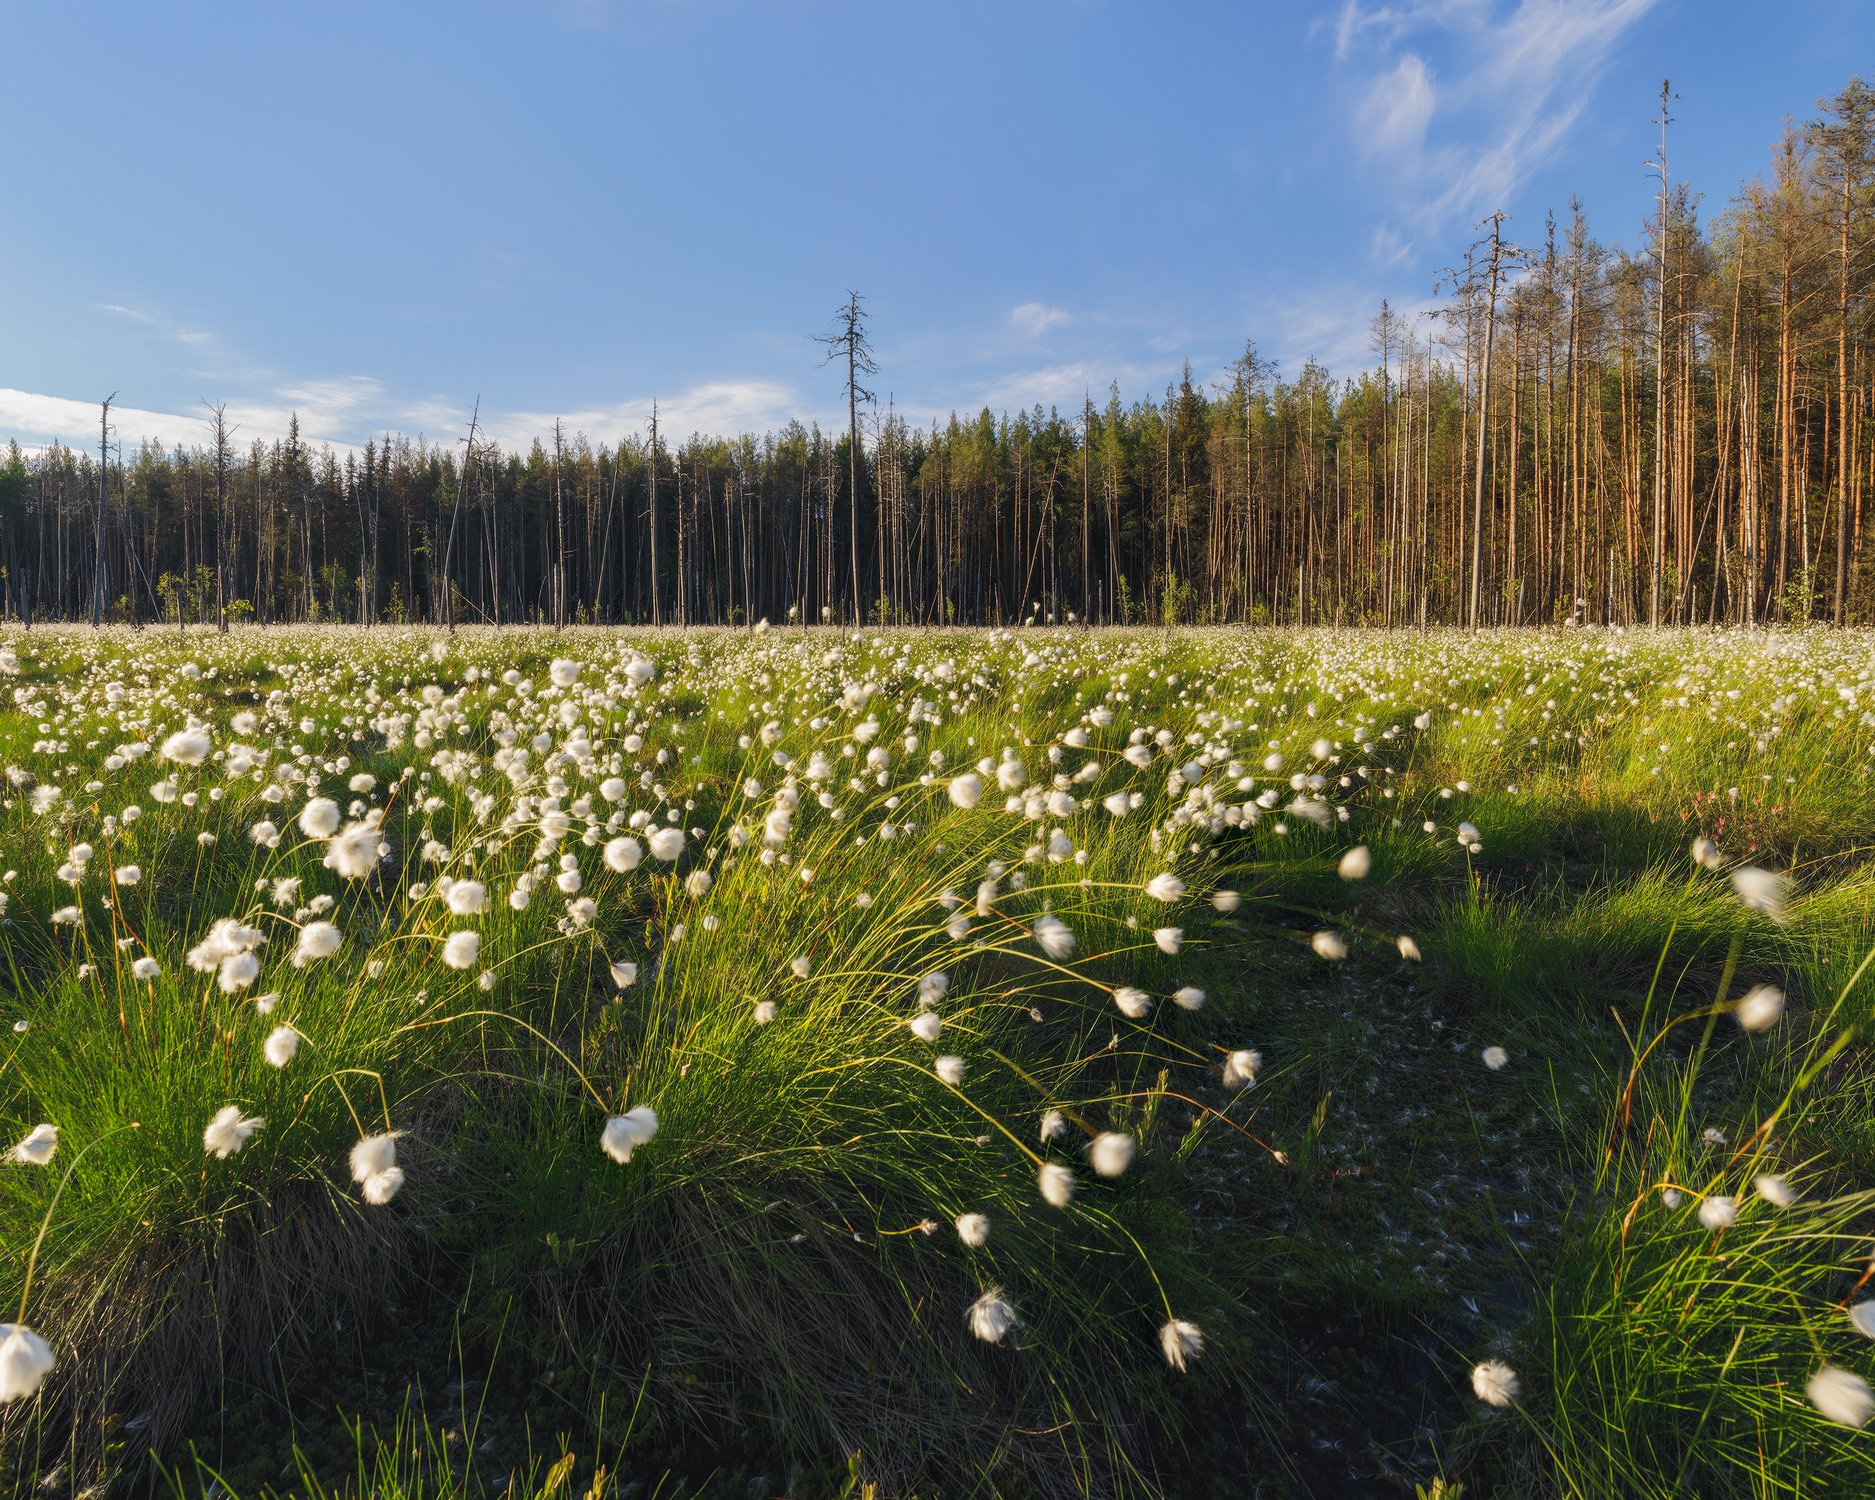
{"left": 1, "top": 375, "right": 820, "bottom": 458}
{"left": 1254, "top": 286, "right": 1446, "bottom": 377}
{"left": 1334, "top": 0, "right": 1658, "bottom": 234}
{"left": 1359, "top": 52, "right": 1436, "bottom": 155}
{"left": 98, "top": 301, "right": 213, "bottom": 348}
{"left": 1006, "top": 302, "right": 1070, "bottom": 337}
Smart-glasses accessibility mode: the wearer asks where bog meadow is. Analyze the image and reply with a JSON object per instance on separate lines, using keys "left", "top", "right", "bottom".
{"left": 0, "top": 622, "right": 1872, "bottom": 1499}
{"left": 6, "top": 4, "right": 1875, "bottom": 1496}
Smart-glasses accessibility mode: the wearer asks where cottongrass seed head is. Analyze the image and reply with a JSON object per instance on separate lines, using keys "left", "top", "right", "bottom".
{"left": 1470, "top": 1359, "right": 1521, "bottom": 1408}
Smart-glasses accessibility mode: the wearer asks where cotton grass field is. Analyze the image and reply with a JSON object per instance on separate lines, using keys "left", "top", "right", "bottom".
{"left": 0, "top": 623, "right": 1872, "bottom": 1499}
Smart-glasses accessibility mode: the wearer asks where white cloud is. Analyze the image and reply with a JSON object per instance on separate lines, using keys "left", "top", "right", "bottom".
{"left": 1335, "top": 0, "right": 1658, "bottom": 232}
{"left": 1255, "top": 287, "right": 1446, "bottom": 377}
{"left": 1007, "top": 302, "right": 1070, "bottom": 337}
{"left": 0, "top": 376, "right": 824, "bottom": 459}
{"left": 483, "top": 378, "right": 809, "bottom": 449}
{"left": 1360, "top": 53, "right": 1436, "bottom": 154}
{"left": 1370, "top": 222, "right": 1416, "bottom": 267}
{"left": 0, "top": 388, "right": 352, "bottom": 454}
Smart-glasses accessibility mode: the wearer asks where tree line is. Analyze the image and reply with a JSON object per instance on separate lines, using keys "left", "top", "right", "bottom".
{"left": 3, "top": 77, "right": 1872, "bottom": 630}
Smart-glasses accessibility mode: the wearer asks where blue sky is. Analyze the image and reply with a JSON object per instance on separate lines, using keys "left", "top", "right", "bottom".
{"left": 1, "top": 0, "right": 1864, "bottom": 455}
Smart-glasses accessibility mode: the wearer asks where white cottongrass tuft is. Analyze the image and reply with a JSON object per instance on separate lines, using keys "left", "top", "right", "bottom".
{"left": 1033, "top": 913, "right": 1075, "bottom": 959}
{"left": 1730, "top": 866, "right": 1789, "bottom": 920}
{"left": 1691, "top": 835, "right": 1721, "bottom": 870}
{"left": 6, "top": 1124, "right": 57, "bottom": 1166}
{"left": 203, "top": 1105, "right": 265, "bottom": 1159}
{"left": 648, "top": 827, "right": 685, "bottom": 862}
{"left": 790, "top": 955, "right": 812, "bottom": 979}
{"left": 298, "top": 798, "right": 342, "bottom": 839}
{"left": 1153, "top": 926, "right": 1183, "bottom": 955}
{"left": 324, "top": 821, "right": 383, "bottom": 880}
{"left": 1396, "top": 934, "right": 1422, "bottom": 961}
{"left": 1113, "top": 986, "right": 1152, "bottom": 1019}
{"left": 1088, "top": 1132, "right": 1135, "bottom": 1177}
{"left": 609, "top": 960, "right": 638, "bottom": 990}
{"left": 947, "top": 772, "right": 983, "bottom": 810}
{"left": 1145, "top": 872, "right": 1185, "bottom": 903}
{"left": 1848, "top": 1302, "right": 1875, "bottom": 1340}
{"left": 1211, "top": 889, "right": 1241, "bottom": 913}
{"left": 917, "top": 972, "right": 950, "bottom": 1008}
{"left": 1337, "top": 845, "right": 1372, "bottom": 880}
{"left": 351, "top": 1136, "right": 406, "bottom": 1205}
{"left": 1172, "top": 986, "right": 1206, "bottom": 1011}
{"left": 1159, "top": 1319, "right": 1204, "bottom": 1371}
{"left": 1095, "top": 1132, "right": 1132, "bottom": 1177}
{"left": 966, "top": 1288, "right": 1018, "bottom": 1345}
{"left": 600, "top": 1106, "right": 659, "bottom": 1164}
{"left": 1697, "top": 1195, "right": 1737, "bottom": 1231}
{"left": 1039, "top": 1109, "right": 1068, "bottom": 1142}
{"left": 132, "top": 956, "right": 161, "bottom": 981}
{"left": 1038, "top": 1162, "right": 1076, "bottom": 1207}
{"left": 0, "top": 1324, "right": 55, "bottom": 1402}
{"left": 1734, "top": 984, "right": 1785, "bottom": 1032}
{"left": 1808, "top": 1365, "right": 1875, "bottom": 1427}
{"left": 934, "top": 1055, "right": 966, "bottom": 1086}
{"left": 293, "top": 920, "right": 342, "bottom": 967}
{"left": 1310, "top": 930, "right": 1349, "bottom": 961}
{"left": 604, "top": 836, "right": 644, "bottom": 873}
{"left": 441, "top": 931, "right": 481, "bottom": 970}
{"left": 1482, "top": 1046, "right": 1509, "bottom": 1071}
{"left": 909, "top": 1011, "right": 941, "bottom": 1043}
{"left": 955, "top": 1212, "right": 990, "bottom": 1247}
{"left": 753, "top": 1000, "right": 777, "bottom": 1024}
{"left": 161, "top": 727, "right": 212, "bottom": 765}
{"left": 263, "top": 1025, "right": 301, "bottom": 1068}
{"left": 218, "top": 951, "right": 261, "bottom": 993}
{"left": 1223, "top": 1049, "right": 1261, "bottom": 1088}
{"left": 445, "top": 880, "right": 488, "bottom": 916}
{"left": 1754, "top": 1173, "right": 1797, "bottom": 1209}
{"left": 1470, "top": 1359, "right": 1521, "bottom": 1407}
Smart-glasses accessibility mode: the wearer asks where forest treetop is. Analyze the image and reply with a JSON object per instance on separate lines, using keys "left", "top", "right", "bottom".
{"left": 4, "top": 77, "right": 1871, "bottom": 630}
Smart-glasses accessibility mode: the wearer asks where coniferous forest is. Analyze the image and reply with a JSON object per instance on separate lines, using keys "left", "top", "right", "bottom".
{"left": 5, "top": 77, "right": 1873, "bottom": 631}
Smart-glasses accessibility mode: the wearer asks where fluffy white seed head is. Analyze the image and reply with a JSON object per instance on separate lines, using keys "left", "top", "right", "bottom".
{"left": 0, "top": 1324, "right": 55, "bottom": 1402}
{"left": 1471, "top": 1359, "right": 1521, "bottom": 1408}
{"left": 1038, "top": 1162, "right": 1075, "bottom": 1207}
{"left": 263, "top": 1025, "right": 300, "bottom": 1068}
{"left": 648, "top": 827, "right": 685, "bottom": 862}
{"left": 966, "top": 1288, "right": 1017, "bottom": 1345}
{"left": 604, "top": 837, "right": 644, "bottom": 873}
{"left": 1088, "top": 1132, "right": 1135, "bottom": 1178}
{"left": 1730, "top": 866, "right": 1789, "bottom": 921}
{"left": 441, "top": 931, "right": 481, "bottom": 970}
{"left": 298, "top": 798, "right": 341, "bottom": 839}
{"left": 293, "top": 920, "right": 342, "bottom": 967}
{"left": 1697, "top": 1195, "right": 1737, "bottom": 1231}
{"left": 1809, "top": 1365, "right": 1875, "bottom": 1427}
{"left": 6, "top": 1124, "right": 57, "bottom": 1166}
{"left": 203, "top": 1105, "right": 264, "bottom": 1159}
{"left": 1145, "top": 872, "right": 1185, "bottom": 903}
{"left": 1160, "top": 1319, "right": 1204, "bottom": 1371}
{"left": 600, "top": 1105, "right": 659, "bottom": 1164}
{"left": 1734, "top": 984, "right": 1785, "bottom": 1033}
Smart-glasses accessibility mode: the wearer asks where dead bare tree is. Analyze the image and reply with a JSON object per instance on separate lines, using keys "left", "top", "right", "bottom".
{"left": 816, "top": 291, "right": 876, "bottom": 623}
{"left": 89, "top": 393, "right": 114, "bottom": 627}
{"left": 438, "top": 398, "right": 480, "bottom": 632}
